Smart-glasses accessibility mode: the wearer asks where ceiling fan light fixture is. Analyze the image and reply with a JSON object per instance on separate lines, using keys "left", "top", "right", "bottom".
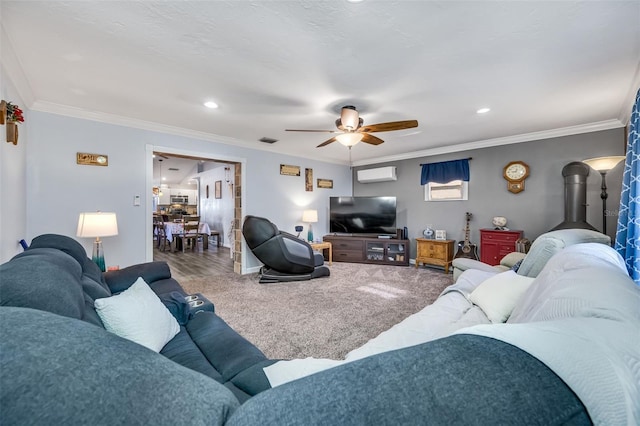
{"left": 336, "top": 132, "right": 364, "bottom": 147}
{"left": 341, "top": 106, "right": 360, "bottom": 130}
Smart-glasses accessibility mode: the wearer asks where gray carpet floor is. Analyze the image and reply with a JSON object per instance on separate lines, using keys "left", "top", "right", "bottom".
{"left": 180, "top": 263, "right": 453, "bottom": 360}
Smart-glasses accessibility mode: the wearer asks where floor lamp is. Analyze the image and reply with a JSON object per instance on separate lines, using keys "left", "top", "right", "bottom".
{"left": 77, "top": 211, "right": 119, "bottom": 272}
{"left": 582, "top": 156, "right": 625, "bottom": 235}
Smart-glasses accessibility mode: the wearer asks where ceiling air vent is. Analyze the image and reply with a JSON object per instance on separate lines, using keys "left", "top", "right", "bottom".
{"left": 168, "top": 168, "right": 179, "bottom": 171}
{"left": 259, "top": 137, "right": 278, "bottom": 144}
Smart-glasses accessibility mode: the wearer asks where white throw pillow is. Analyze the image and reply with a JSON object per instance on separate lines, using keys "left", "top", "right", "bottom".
{"left": 469, "top": 270, "right": 535, "bottom": 323}
{"left": 94, "top": 277, "right": 180, "bottom": 352}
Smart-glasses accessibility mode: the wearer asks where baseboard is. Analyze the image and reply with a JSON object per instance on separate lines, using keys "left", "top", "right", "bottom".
{"left": 245, "top": 265, "right": 262, "bottom": 274}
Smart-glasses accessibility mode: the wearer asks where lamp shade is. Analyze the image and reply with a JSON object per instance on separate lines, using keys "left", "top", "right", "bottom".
{"left": 77, "top": 212, "right": 119, "bottom": 238}
{"left": 582, "top": 156, "right": 625, "bottom": 172}
{"left": 341, "top": 108, "right": 360, "bottom": 130}
{"left": 336, "top": 132, "right": 364, "bottom": 147}
{"left": 302, "top": 209, "right": 318, "bottom": 223}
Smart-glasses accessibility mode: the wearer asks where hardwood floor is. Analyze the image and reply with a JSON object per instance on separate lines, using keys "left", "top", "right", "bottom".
{"left": 152, "top": 238, "right": 234, "bottom": 281}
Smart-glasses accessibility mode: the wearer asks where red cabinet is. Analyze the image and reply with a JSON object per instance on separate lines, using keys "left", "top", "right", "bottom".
{"left": 480, "top": 229, "right": 524, "bottom": 266}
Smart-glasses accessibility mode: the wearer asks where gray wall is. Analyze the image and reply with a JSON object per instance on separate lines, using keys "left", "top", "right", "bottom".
{"left": 353, "top": 128, "right": 625, "bottom": 261}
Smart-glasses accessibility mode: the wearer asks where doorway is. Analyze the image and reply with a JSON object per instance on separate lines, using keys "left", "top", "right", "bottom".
{"left": 147, "top": 145, "right": 245, "bottom": 275}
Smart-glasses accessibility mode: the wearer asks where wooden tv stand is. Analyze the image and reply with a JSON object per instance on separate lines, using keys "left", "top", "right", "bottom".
{"left": 322, "top": 235, "right": 410, "bottom": 266}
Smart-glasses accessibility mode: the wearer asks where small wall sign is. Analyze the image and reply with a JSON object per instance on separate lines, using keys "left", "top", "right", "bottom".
{"left": 317, "top": 178, "right": 333, "bottom": 189}
{"left": 280, "top": 164, "right": 301, "bottom": 176}
{"left": 77, "top": 152, "right": 108, "bottom": 166}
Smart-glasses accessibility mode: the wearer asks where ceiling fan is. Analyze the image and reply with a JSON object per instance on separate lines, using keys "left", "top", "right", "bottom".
{"left": 286, "top": 105, "right": 418, "bottom": 148}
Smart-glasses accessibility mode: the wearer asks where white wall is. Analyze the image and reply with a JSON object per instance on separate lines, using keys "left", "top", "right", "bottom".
{"left": 198, "top": 164, "right": 234, "bottom": 248}
{"left": 0, "top": 63, "right": 28, "bottom": 263}
{"left": 22, "top": 111, "right": 352, "bottom": 271}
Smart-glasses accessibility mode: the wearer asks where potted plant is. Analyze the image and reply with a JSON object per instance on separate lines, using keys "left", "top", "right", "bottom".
{"left": 3, "top": 101, "right": 24, "bottom": 145}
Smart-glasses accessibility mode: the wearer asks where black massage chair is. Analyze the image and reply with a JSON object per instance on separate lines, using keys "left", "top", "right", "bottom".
{"left": 242, "top": 215, "right": 330, "bottom": 284}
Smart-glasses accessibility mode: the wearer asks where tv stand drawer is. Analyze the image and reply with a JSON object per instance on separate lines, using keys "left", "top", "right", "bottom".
{"left": 335, "top": 250, "right": 365, "bottom": 262}
{"left": 331, "top": 239, "right": 363, "bottom": 251}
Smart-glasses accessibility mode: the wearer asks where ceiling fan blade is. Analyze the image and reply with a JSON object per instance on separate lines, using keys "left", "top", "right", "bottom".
{"left": 316, "top": 137, "right": 337, "bottom": 148}
{"left": 286, "top": 129, "right": 340, "bottom": 133}
{"left": 358, "top": 120, "right": 418, "bottom": 133}
{"left": 361, "top": 133, "right": 384, "bottom": 145}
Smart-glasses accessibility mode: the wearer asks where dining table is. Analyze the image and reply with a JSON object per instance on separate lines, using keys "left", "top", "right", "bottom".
{"left": 162, "top": 222, "right": 212, "bottom": 251}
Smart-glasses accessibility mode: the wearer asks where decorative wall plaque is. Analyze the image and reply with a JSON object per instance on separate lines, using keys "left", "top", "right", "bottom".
{"left": 305, "top": 168, "right": 313, "bottom": 191}
{"left": 280, "top": 164, "right": 300, "bottom": 176}
{"left": 77, "top": 152, "right": 108, "bottom": 166}
{"left": 317, "top": 178, "right": 333, "bottom": 189}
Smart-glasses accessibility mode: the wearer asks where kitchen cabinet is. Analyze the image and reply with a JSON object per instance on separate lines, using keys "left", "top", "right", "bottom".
{"left": 158, "top": 189, "right": 170, "bottom": 205}
{"left": 479, "top": 229, "right": 524, "bottom": 266}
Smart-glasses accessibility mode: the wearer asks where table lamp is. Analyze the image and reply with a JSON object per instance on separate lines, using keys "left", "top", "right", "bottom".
{"left": 77, "top": 211, "right": 119, "bottom": 272}
{"left": 582, "top": 156, "right": 625, "bottom": 235}
{"left": 302, "top": 209, "right": 318, "bottom": 242}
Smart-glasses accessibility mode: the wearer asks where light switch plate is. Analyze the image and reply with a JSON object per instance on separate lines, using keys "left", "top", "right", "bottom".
{"left": 134, "top": 195, "right": 140, "bottom": 206}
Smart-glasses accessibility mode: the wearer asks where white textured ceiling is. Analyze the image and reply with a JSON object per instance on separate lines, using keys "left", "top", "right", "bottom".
{"left": 2, "top": 1, "right": 639, "bottom": 166}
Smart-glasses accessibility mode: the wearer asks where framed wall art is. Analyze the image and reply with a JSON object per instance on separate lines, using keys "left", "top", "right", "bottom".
{"left": 317, "top": 178, "right": 333, "bottom": 189}
{"left": 215, "top": 180, "right": 222, "bottom": 199}
{"left": 280, "top": 164, "right": 300, "bottom": 176}
{"left": 77, "top": 152, "right": 108, "bottom": 166}
{"left": 435, "top": 230, "right": 447, "bottom": 240}
{"left": 305, "top": 168, "right": 313, "bottom": 191}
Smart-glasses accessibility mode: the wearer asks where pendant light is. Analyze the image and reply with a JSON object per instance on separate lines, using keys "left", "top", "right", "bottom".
{"left": 158, "top": 159, "right": 163, "bottom": 196}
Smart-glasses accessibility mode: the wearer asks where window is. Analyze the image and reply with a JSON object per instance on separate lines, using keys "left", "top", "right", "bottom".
{"left": 425, "top": 180, "right": 468, "bottom": 201}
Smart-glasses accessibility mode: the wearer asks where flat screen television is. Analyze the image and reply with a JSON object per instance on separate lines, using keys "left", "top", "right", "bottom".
{"left": 329, "top": 196, "right": 397, "bottom": 235}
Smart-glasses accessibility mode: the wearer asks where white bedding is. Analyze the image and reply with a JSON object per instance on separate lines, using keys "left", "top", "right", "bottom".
{"left": 264, "top": 243, "right": 639, "bottom": 425}
{"left": 458, "top": 244, "right": 640, "bottom": 426}
{"left": 264, "top": 269, "right": 495, "bottom": 386}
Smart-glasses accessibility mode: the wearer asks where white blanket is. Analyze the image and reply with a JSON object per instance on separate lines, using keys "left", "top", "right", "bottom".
{"left": 265, "top": 244, "right": 639, "bottom": 426}
{"left": 458, "top": 244, "right": 640, "bottom": 425}
{"left": 264, "top": 269, "right": 494, "bottom": 386}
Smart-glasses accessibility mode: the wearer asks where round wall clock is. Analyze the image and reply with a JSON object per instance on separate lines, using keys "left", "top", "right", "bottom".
{"left": 503, "top": 161, "right": 530, "bottom": 194}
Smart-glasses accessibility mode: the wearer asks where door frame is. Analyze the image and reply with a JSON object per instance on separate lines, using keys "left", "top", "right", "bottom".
{"left": 145, "top": 144, "right": 248, "bottom": 274}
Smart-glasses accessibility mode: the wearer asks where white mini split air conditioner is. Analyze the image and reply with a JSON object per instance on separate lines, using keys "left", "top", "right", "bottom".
{"left": 357, "top": 166, "right": 397, "bottom": 183}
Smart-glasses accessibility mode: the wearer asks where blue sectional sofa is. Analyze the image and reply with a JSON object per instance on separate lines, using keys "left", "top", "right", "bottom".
{"left": 1, "top": 234, "right": 638, "bottom": 425}
{"left": 0, "top": 234, "right": 275, "bottom": 423}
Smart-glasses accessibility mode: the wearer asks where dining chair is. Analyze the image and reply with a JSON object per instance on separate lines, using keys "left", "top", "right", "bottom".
{"left": 155, "top": 215, "right": 170, "bottom": 252}
{"left": 177, "top": 215, "right": 200, "bottom": 252}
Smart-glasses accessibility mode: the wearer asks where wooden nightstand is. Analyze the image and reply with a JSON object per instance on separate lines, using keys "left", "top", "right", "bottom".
{"left": 415, "top": 238, "right": 455, "bottom": 273}
{"left": 310, "top": 241, "right": 332, "bottom": 265}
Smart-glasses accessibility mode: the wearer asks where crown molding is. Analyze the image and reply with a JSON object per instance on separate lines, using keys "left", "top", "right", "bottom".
{"left": 1, "top": 25, "right": 35, "bottom": 107}
{"left": 618, "top": 60, "right": 640, "bottom": 126}
{"left": 352, "top": 119, "right": 625, "bottom": 167}
{"left": 30, "top": 100, "right": 625, "bottom": 169}
{"left": 29, "top": 100, "right": 352, "bottom": 165}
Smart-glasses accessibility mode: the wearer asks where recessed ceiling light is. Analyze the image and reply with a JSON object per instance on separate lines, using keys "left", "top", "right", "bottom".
{"left": 204, "top": 101, "right": 219, "bottom": 109}
{"left": 477, "top": 107, "right": 491, "bottom": 114}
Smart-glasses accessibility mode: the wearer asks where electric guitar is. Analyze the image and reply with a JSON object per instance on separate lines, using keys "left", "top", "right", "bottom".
{"left": 454, "top": 212, "right": 479, "bottom": 260}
